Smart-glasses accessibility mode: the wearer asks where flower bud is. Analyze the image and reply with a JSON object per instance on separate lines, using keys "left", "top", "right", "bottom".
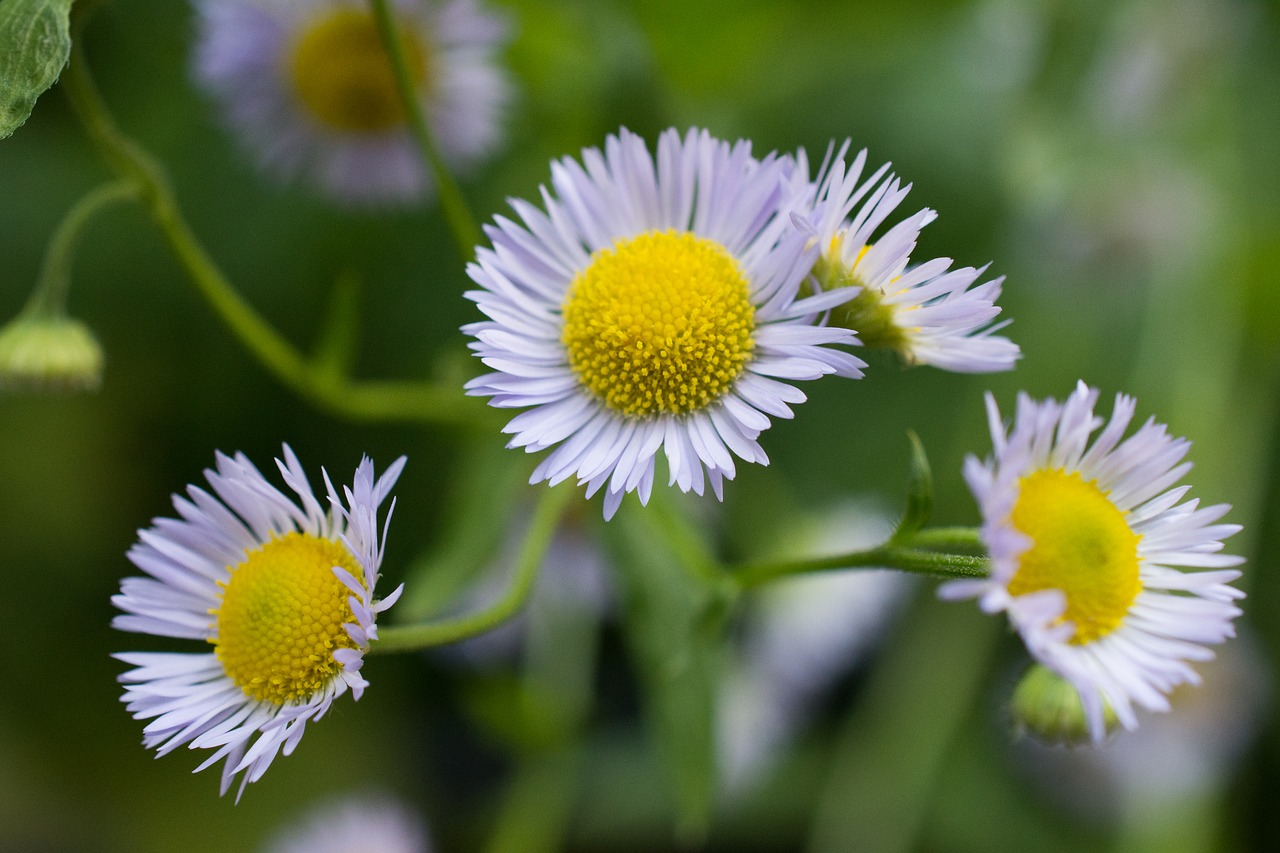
{"left": 1011, "top": 664, "right": 1118, "bottom": 746}
{"left": 0, "top": 312, "right": 104, "bottom": 392}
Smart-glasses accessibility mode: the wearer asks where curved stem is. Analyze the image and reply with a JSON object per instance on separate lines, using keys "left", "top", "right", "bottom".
{"left": 371, "top": 484, "right": 575, "bottom": 654}
{"left": 369, "top": 0, "right": 482, "bottom": 261}
{"left": 59, "top": 40, "right": 488, "bottom": 428}
{"left": 27, "top": 179, "right": 138, "bottom": 316}
{"left": 734, "top": 531, "right": 990, "bottom": 589}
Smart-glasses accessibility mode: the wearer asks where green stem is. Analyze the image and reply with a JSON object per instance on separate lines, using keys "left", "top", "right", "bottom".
{"left": 905, "top": 526, "right": 985, "bottom": 553}
{"left": 371, "top": 484, "right": 575, "bottom": 653}
{"left": 368, "top": 0, "right": 482, "bottom": 261}
{"left": 27, "top": 180, "right": 138, "bottom": 317}
{"left": 734, "top": 533, "right": 989, "bottom": 589}
{"left": 59, "top": 40, "right": 486, "bottom": 427}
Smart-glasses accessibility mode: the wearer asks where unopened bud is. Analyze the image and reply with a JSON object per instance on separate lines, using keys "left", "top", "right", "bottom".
{"left": 1011, "top": 664, "right": 1118, "bottom": 746}
{"left": 0, "top": 312, "right": 104, "bottom": 392}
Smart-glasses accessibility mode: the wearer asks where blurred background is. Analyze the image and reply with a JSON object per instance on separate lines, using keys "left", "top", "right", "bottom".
{"left": 1, "top": 0, "right": 1278, "bottom": 849}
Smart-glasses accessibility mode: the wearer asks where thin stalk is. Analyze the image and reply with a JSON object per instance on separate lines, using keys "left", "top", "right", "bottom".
{"left": 27, "top": 179, "right": 138, "bottom": 316}
{"left": 369, "top": 0, "right": 482, "bottom": 260}
{"left": 371, "top": 484, "right": 575, "bottom": 653}
{"left": 734, "top": 542, "right": 989, "bottom": 589}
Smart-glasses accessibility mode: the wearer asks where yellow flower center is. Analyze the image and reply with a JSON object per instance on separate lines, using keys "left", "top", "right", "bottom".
{"left": 561, "top": 230, "right": 755, "bottom": 418}
{"left": 814, "top": 241, "right": 911, "bottom": 353}
{"left": 1007, "top": 468, "right": 1142, "bottom": 645}
{"left": 289, "top": 9, "right": 428, "bottom": 132}
{"left": 212, "top": 532, "right": 364, "bottom": 705}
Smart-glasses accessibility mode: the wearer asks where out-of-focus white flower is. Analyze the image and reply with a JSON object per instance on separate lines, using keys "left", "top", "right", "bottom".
{"left": 193, "top": 0, "right": 512, "bottom": 205}
{"left": 263, "top": 792, "right": 430, "bottom": 853}
{"left": 718, "top": 502, "right": 913, "bottom": 792}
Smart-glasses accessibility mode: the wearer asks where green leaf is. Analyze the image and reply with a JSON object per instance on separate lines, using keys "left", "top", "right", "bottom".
{"left": 0, "top": 0, "right": 76, "bottom": 140}
{"left": 604, "top": 503, "right": 723, "bottom": 843}
{"left": 889, "top": 430, "right": 933, "bottom": 544}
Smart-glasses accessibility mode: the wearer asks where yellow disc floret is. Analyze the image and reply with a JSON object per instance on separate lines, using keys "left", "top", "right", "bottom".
{"left": 213, "top": 532, "right": 364, "bottom": 705}
{"left": 813, "top": 241, "right": 910, "bottom": 354}
{"left": 290, "top": 9, "right": 428, "bottom": 132}
{"left": 1007, "top": 468, "right": 1142, "bottom": 645}
{"left": 561, "top": 230, "right": 755, "bottom": 418}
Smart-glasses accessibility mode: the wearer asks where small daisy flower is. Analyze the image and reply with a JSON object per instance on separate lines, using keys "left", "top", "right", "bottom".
{"left": 942, "top": 383, "right": 1244, "bottom": 740}
{"left": 795, "top": 142, "right": 1020, "bottom": 372}
{"left": 463, "top": 127, "right": 866, "bottom": 519}
{"left": 193, "top": 0, "right": 511, "bottom": 205}
{"left": 112, "top": 446, "right": 406, "bottom": 798}
{"left": 264, "top": 792, "right": 430, "bottom": 853}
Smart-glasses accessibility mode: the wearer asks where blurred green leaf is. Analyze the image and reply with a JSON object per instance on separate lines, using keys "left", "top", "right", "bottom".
{"left": 0, "top": 0, "right": 75, "bottom": 140}
{"left": 604, "top": 503, "right": 721, "bottom": 843}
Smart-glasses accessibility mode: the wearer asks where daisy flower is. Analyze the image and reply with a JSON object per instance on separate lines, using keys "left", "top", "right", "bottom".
{"left": 112, "top": 446, "right": 406, "bottom": 798}
{"left": 794, "top": 142, "right": 1020, "bottom": 372}
{"left": 463, "top": 127, "right": 866, "bottom": 519}
{"left": 192, "top": 0, "right": 511, "bottom": 205}
{"left": 942, "top": 383, "right": 1244, "bottom": 740}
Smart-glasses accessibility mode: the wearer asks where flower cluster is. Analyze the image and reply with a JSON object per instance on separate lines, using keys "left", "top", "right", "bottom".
{"left": 86, "top": 0, "right": 1247, "bottom": 816}
{"left": 462, "top": 127, "right": 1019, "bottom": 519}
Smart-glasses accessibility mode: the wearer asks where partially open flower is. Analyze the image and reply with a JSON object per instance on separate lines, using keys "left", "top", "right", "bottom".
{"left": 795, "top": 142, "right": 1020, "bottom": 373}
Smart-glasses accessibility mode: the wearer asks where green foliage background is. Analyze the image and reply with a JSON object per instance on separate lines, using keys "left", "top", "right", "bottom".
{"left": 1, "top": 0, "right": 1278, "bottom": 850}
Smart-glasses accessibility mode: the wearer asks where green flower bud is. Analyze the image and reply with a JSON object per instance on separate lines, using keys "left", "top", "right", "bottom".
{"left": 1010, "top": 664, "right": 1119, "bottom": 746}
{"left": 0, "top": 312, "right": 104, "bottom": 393}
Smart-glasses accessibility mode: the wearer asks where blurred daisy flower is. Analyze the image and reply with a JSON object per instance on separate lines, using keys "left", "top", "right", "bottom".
{"left": 942, "top": 382, "right": 1244, "bottom": 740}
{"left": 263, "top": 792, "right": 430, "bottom": 853}
{"left": 796, "top": 143, "right": 1020, "bottom": 372}
{"left": 464, "top": 127, "right": 866, "bottom": 519}
{"left": 112, "top": 446, "right": 406, "bottom": 798}
{"left": 192, "top": 0, "right": 511, "bottom": 205}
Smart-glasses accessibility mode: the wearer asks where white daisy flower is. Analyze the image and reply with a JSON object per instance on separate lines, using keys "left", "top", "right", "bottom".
{"left": 463, "top": 127, "right": 866, "bottom": 519}
{"left": 112, "top": 446, "right": 407, "bottom": 798}
{"left": 264, "top": 792, "right": 430, "bottom": 853}
{"left": 795, "top": 142, "right": 1021, "bottom": 372}
{"left": 192, "top": 0, "right": 511, "bottom": 205}
{"left": 941, "top": 382, "right": 1244, "bottom": 740}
